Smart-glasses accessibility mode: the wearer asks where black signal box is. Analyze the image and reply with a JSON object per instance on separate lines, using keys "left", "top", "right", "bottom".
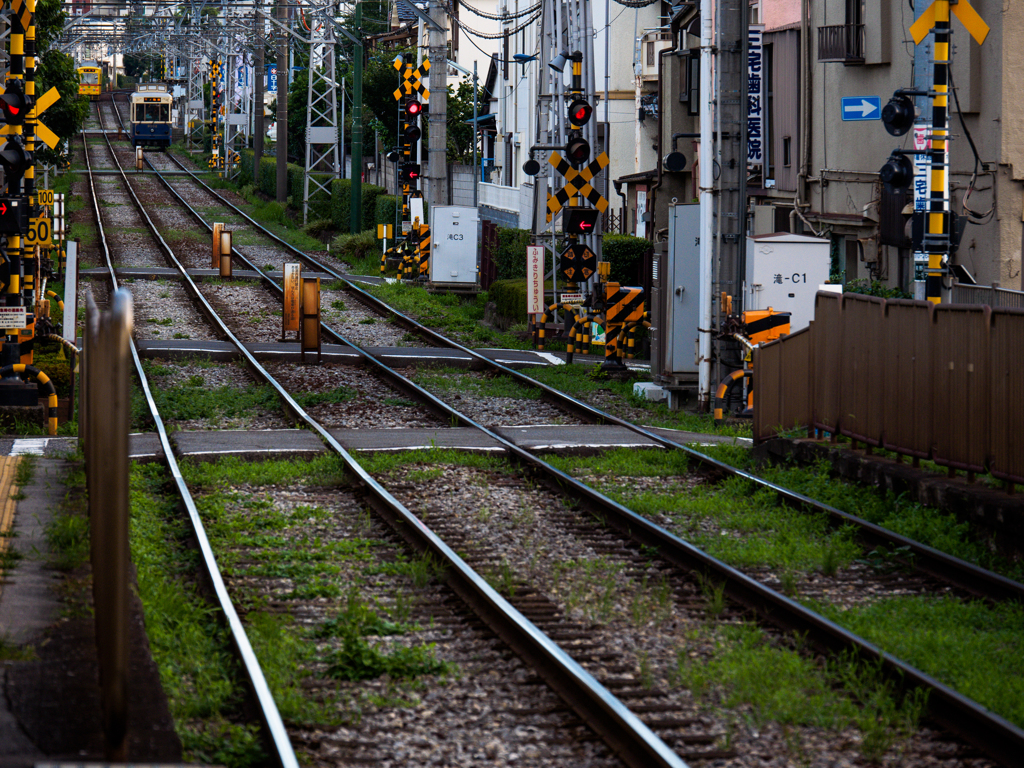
{"left": 0, "top": 196, "right": 27, "bottom": 235}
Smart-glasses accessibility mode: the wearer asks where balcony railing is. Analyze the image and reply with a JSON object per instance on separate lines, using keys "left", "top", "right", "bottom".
{"left": 817, "top": 24, "right": 865, "bottom": 64}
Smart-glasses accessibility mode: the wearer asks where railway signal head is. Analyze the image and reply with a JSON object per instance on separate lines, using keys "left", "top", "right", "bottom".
{"left": 566, "top": 136, "right": 591, "bottom": 167}
{"left": 567, "top": 98, "right": 593, "bottom": 128}
{"left": 879, "top": 151, "right": 914, "bottom": 193}
{"left": 400, "top": 162, "right": 421, "bottom": 182}
{"left": 0, "top": 137, "right": 31, "bottom": 192}
{"left": 564, "top": 207, "right": 600, "bottom": 235}
{"left": 663, "top": 151, "right": 687, "bottom": 173}
{"left": 881, "top": 92, "right": 914, "bottom": 137}
{"left": 0, "top": 80, "right": 28, "bottom": 126}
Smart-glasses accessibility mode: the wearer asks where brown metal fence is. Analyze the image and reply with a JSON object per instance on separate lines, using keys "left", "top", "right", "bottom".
{"left": 84, "top": 287, "right": 133, "bottom": 759}
{"left": 754, "top": 291, "right": 1024, "bottom": 485}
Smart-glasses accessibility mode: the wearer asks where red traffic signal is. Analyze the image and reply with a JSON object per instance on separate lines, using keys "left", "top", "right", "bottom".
{"left": 0, "top": 138, "right": 31, "bottom": 192}
{"left": 564, "top": 207, "right": 600, "bottom": 235}
{"left": 0, "top": 195, "right": 27, "bottom": 235}
{"left": 400, "top": 163, "right": 421, "bottom": 182}
{"left": 568, "top": 98, "right": 593, "bottom": 127}
{"left": 566, "top": 136, "right": 591, "bottom": 167}
{"left": 0, "top": 80, "right": 28, "bottom": 126}
{"left": 405, "top": 99, "right": 423, "bottom": 119}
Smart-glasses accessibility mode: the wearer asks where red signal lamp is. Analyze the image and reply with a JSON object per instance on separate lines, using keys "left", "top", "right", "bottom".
{"left": 564, "top": 207, "right": 600, "bottom": 235}
{"left": 566, "top": 136, "right": 591, "bottom": 167}
{"left": 567, "top": 98, "right": 593, "bottom": 127}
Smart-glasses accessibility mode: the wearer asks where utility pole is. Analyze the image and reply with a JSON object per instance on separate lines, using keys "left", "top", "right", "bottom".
{"left": 254, "top": 1, "right": 264, "bottom": 174}
{"left": 426, "top": 0, "right": 447, "bottom": 207}
{"left": 276, "top": 0, "right": 287, "bottom": 204}
{"left": 350, "top": 0, "right": 363, "bottom": 233}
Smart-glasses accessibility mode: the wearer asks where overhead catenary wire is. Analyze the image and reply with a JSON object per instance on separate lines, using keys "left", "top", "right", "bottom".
{"left": 456, "top": 0, "right": 541, "bottom": 21}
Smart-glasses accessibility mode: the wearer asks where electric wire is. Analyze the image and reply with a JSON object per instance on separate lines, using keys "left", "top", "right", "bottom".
{"left": 456, "top": 0, "right": 541, "bottom": 21}
{"left": 440, "top": 0, "right": 541, "bottom": 38}
{"left": 947, "top": 63, "right": 994, "bottom": 224}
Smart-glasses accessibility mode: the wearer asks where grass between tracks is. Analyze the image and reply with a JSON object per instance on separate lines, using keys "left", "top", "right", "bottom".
{"left": 546, "top": 445, "right": 1024, "bottom": 731}
{"left": 131, "top": 360, "right": 284, "bottom": 431}
{"left": 131, "top": 463, "right": 265, "bottom": 766}
{"left": 131, "top": 456, "right": 460, "bottom": 765}
{"left": 360, "top": 449, "right": 935, "bottom": 760}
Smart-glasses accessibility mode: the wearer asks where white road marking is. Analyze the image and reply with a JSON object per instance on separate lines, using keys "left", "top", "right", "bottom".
{"left": 11, "top": 438, "right": 49, "bottom": 456}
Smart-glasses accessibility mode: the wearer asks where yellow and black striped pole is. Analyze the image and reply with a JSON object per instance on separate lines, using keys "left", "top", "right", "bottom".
{"left": 21, "top": 0, "right": 36, "bottom": 365}
{"left": 924, "top": 0, "right": 950, "bottom": 305}
{"left": 4, "top": 0, "right": 27, "bottom": 369}
{"left": 909, "top": 0, "right": 989, "bottom": 303}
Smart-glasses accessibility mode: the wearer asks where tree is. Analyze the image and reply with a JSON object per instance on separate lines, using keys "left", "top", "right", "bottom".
{"left": 33, "top": 0, "right": 89, "bottom": 165}
{"left": 36, "top": 50, "right": 89, "bottom": 166}
{"left": 445, "top": 80, "right": 484, "bottom": 164}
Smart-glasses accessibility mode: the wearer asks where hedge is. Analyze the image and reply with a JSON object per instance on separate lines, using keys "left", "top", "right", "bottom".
{"left": 602, "top": 234, "right": 651, "bottom": 285}
{"left": 494, "top": 227, "right": 534, "bottom": 280}
{"left": 489, "top": 278, "right": 553, "bottom": 324}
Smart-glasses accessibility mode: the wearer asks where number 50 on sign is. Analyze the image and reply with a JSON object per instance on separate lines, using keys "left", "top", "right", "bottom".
{"left": 25, "top": 216, "right": 52, "bottom": 247}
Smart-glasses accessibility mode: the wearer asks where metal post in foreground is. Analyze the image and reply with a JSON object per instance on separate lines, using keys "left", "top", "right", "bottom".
{"left": 85, "top": 288, "right": 133, "bottom": 760}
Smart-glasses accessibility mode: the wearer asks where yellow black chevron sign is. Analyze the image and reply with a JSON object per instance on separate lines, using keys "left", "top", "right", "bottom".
{"left": 393, "top": 59, "right": 431, "bottom": 101}
{"left": 547, "top": 152, "right": 609, "bottom": 216}
{"left": 10, "top": 0, "right": 30, "bottom": 33}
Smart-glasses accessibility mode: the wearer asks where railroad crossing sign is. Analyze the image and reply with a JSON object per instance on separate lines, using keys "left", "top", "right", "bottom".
{"left": 547, "top": 151, "right": 609, "bottom": 217}
{"left": 910, "top": 0, "right": 989, "bottom": 45}
{"left": 560, "top": 242, "right": 597, "bottom": 283}
{"left": 393, "top": 58, "right": 430, "bottom": 101}
{"left": 0, "top": 85, "right": 61, "bottom": 149}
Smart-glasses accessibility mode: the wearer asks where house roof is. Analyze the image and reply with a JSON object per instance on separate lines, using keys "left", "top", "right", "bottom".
{"left": 615, "top": 169, "right": 657, "bottom": 184}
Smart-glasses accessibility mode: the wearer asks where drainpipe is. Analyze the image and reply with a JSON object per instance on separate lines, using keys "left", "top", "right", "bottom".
{"left": 792, "top": 0, "right": 818, "bottom": 235}
{"left": 647, "top": 44, "right": 675, "bottom": 239}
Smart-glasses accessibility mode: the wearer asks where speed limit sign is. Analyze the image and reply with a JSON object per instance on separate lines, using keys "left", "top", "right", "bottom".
{"left": 25, "top": 216, "right": 52, "bottom": 246}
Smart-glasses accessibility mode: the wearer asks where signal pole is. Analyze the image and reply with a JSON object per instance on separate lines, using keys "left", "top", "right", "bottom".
{"left": 907, "top": 0, "right": 989, "bottom": 303}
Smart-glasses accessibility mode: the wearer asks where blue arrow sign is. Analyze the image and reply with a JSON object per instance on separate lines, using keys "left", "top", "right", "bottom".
{"left": 842, "top": 96, "right": 881, "bottom": 121}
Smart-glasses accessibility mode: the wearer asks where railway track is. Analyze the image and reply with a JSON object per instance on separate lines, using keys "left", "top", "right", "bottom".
{"left": 76, "top": 98, "right": 1024, "bottom": 765}
{"left": 90, "top": 93, "right": 692, "bottom": 768}
{"left": 107, "top": 101, "right": 1024, "bottom": 602}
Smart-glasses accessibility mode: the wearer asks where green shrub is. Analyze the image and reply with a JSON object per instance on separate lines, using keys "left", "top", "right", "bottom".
{"left": 331, "top": 178, "right": 352, "bottom": 231}
{"left": 361, "top": 185, "right": 386, "bottom": 230}
{"left": 257, "top": 155, "right": 277, "bottom": 197}
{"left": 259, "top": 201, "right": 286, "bottom": 225}
{"left": 303, "top": 219, "right": 335, "bottom": 242}
{"left": 603, "top": 234, "right": 650, "bottom": 285}
{"left": 33, "top": 345, "right": 72, "bottom": 399}
{"left": 488, "top": 278, "right": 553, "bottom": 325}
{"left": 495, "top": 227, "right": 534, "bottom": 280}
{"left": 330, "top": 229, "right": 378, "bottom": 262}
{"left": 375, "top": 194, "right": 397, "bottom": 232}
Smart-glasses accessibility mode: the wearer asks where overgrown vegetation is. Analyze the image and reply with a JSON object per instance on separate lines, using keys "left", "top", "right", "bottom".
{"left": 130, "top": 464, "right": 265, "bottom": 766}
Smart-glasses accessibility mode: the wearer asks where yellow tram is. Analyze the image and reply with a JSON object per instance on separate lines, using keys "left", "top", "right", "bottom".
{"left": 77, "top": 63, "right": 102, "bottom": 99}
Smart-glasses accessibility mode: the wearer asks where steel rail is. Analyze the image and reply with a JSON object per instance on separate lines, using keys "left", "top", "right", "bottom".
{"left": 104, "top": 96, "right": 691, "bottom": 768}
{"left": 82, "top": 124, "right": 300, "bottom": 768}
{"left": 116, "top": 107, "right": 1024, "bottom": 766}
{"left": 149, "top": 144, "right": 1024, "bottom": 607}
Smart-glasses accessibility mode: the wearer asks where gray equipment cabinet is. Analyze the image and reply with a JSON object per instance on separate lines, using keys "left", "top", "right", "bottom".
{"left": 429, "top": 205, "right": 480, "bottom": 292}
{"left": 652, "top": 204, "right": 702, "bottom": 393}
